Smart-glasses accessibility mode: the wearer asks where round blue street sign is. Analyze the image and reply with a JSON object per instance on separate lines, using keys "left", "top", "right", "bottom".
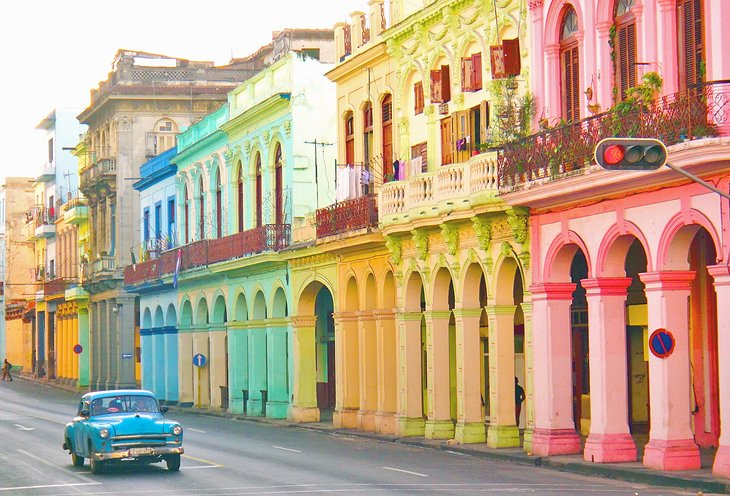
{"left": 73, "top": 344, "right": 83, "bottom": 355}
{"left": 193, "top": 353, "right": 207, "bottom": 367}
{"left": 649, "top": 328, "right": 675, "bottom": 359}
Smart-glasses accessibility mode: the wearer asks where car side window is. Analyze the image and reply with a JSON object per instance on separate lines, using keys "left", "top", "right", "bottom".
{"left": 77, "top": 400, "right": 87, "bottom": 416}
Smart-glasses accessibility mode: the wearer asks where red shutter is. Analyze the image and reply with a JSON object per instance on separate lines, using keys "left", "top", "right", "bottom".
{"left": 562, "top": 45, "right": 580, "bottom": 122}
{"left": 503, "top": 38, "right": 521, "bottom": 76}
{"left": 237, "top": 174, "right": 244, "bottom": 233}
{"left": 441, "top": 65, "right": 451, "bottom": 102}
{"left": 462, "top": 57, "right": 472, "bottom": 92}
{"left": 343, "top": 25, "right": 352, "bottom": 55}
{"left": 431, "top": 69, "right": 442, "bottom": 103}
{"left": 414, "top": 82, "right": 424, "bottom": 114}
{"left": 678, "top": 0, "right": 704, "bottom": 90}
{"left": 440, "top": 117, "right": 453, "bottom": 166}
{"left": 490, "top": 45, "right": 506, "bottom": 79}
{"left": 472, "top": 53, "right": 482, "bottom": 90}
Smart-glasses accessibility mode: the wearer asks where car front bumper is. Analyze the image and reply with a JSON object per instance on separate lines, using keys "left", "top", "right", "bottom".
{"left": 92, "top": 446, "right": 184, "bottom": 461}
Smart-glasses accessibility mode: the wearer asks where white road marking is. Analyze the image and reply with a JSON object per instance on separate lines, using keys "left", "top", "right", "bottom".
{"left": 272, "top": 445, "right": 303, "bottom": 453}
{"left": 18, "top": 449, "right": 97, "bottom": 483}
{"left": 13, "top": 424, "right": 34, "bottom": 431}
{"left": 180, "top": 464, "right": 222, "bottom": 470}
{"left": 382, "top": 466, "right": 428, "bottom": 477}
{"left": 186, "top": 427, "right": 206, "bottom": 433}
{"left": 0, "top": 482, "right": 100, "bottom": 492}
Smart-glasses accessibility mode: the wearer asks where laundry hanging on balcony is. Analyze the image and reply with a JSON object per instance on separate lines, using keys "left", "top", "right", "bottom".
{"left": 335, "top": 164, "right": 364, "bottom": 201}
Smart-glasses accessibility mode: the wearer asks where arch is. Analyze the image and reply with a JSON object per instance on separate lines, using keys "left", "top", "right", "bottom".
{"left": 195, "top": 296, "right": 209, "bottom": 326}
{"left": 153, "top": 305, "right": 164, "bottom": 328}
{"left": 165, "top": 304, "right": 177, "bottom": 327}
{"left": 212, "top": 294, "right": 227, "bottom": 324}
{"left": 658, "top": 210, "right": 722, "bottom": 270}
{"left": 272, "top": 286, "right": 288, "bottom": 318}
{"left": 543, "top": 231, "right": 593, "bottom": 283}
{"left": 253, "top": 291, "right": 267, "bottom": 320}
{"left": 430, "top": 265, "right": 454, "bottom": 311}
{"left": 403, "top": 270, "right": 425, "bottom": 312}
{"left": 234, "top": 291, "right": 248, "bottom": 321}
{"left": 544, "top": 1, "right": 585, "bottom": 44}
{"left": 382, "top": 270, "right": 396, "bottom": 309}
{"left": 597, "top": 222, "right": 653, "bottom": 276}
{"left": 273, "top": 142, "right": 284, "bottom": 225}
{"left": 364, "top": 272, "right": 377, "bottom": 310}
{"left": 461, "top": 261, "right": 487, "bottom": 309}
{"left": 142, "top": 307, "right": 153, "bottom": 329}
{"left": 493, "top": 254, "right": 522, "bottom": 306}
{"left": 179, "top": 298, "right": 193, "bottom": 327}
{"left": 345, "top": 275, "right": 359, "bottom": 313}
{"left": 297, "top": 277, "right": 337, "bottom": 316}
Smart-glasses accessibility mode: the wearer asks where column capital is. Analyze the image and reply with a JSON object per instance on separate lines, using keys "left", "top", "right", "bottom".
{"left": 291, "top": 315, "right": 317, "bottom": 328}
{"left": 423, "top": 310, "right": 452, "bottom": 320}
{"left": 452, "top": 308, "right": 482, "bottom": 319}
{"left": 708, "top": 265, "right": 730, "bottom": 284}
{"left": 530, "top": 283, "right": 577, "bottom": 301}
{"left": 373, "top": 308, "right": 397, "bottom": 319}
{"left": 333, "top": 311, "right": 359, "bottom": 323}
{"left": 398, "top": 311, "right": 424, "bottom": 322}
{"left": 484, "top": 305, "right": 517, "bottom": 316}
{"left": 639, "top": 271, "right": 695, "bottom": 291}
{"left": 581, "top": 277, "right": 632, "bottom": 296}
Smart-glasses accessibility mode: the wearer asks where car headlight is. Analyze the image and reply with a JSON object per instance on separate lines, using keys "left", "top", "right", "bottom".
{"left": 99, "top": 428, "right": 110, "bottom": 439}
{"left": 172, "top": 425, "right": 182, "bottom": 436}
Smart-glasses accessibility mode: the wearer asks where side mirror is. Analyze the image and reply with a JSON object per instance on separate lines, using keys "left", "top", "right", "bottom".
{"left": 79, "top": 409, "right": 90, "bottom": 418}
{"left": 160, "top": 406, "right": 169, "bottom": 414}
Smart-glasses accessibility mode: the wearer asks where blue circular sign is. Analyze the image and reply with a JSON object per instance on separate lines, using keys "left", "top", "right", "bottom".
{"left": 649, "top": 328, "right": 675, "bottom": 359}
{"left": 73, "top": 344, "right": 83, "bottom": 355}
{"left": 193, "top": 353, "right": 207, "bottom": 367}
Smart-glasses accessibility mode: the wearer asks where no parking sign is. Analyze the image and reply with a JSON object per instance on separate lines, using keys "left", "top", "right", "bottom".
{"left": 649, "top": 328, "right": 675, "bottom": 359}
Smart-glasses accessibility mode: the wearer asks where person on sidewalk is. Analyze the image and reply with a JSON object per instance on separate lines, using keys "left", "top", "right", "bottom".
{"left": 515, "top": 377, "right": 525, "bottom": 426}
{"left": 1, "top": 359, "right": 13, "bottom": 381}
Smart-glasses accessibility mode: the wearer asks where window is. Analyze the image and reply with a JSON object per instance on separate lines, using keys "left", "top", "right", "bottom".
{"left": 614, "top": 0, "right": 637, "bottom": 101}
{"left": 301, "top": 48, "right": 320, "bottom": 60}
{"left": 431, "top": 65, "right": 451, "bottom": 103}
{"left": 183, "top": 185, "right": 190, "bottom": 245}
{"left": 381, "top": 95, "right": 393, "bottom": 181}
{"left": 274, "top": 144, "right": 284, "bottom": 225}
{"left": 452, "top": 102, "right": 489, "bottom": 163}
{"left": 345, "top": 113, "right": 355, "bottom": 164}
{"left": 363, "top": 102, "right": 374, "bottom": 164}
{"left": 167, "top": 198, "right": 175, "bottom": 248}
{"left": 215, "top": 172, "right": 222, "bottom": 238}
{"left": 237, "top": 162, "right": 244, "bottom": 232}
{"left": 198, "top": 178, "right": 205, "bottom": 240}
{"left": 414, "top": 81, "right": 424, "bottom": 115}
{"left": 154, "top": 203, "right": 161, "bottom": 241}
{"left": 143, "top": 208, "right": 150, "bottom": 243}
{"left": 560, "top": 7, "right": 580, "bottom": 122}
{"left": 677, "top": 0, "right": 704, "bottom": 91}
{"left": 48, "top": 138, "right": 54, "bottom": 164}
{"left": 461, "top": 53, "right": 483, "bottom": 92}
{"left": 255, "top": 153, "right": 263, "bottom": 228}
{"left": 440, "top": 116, "right": 453, "bottom": 166}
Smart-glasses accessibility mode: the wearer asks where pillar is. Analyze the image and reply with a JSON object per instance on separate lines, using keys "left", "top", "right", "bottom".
{"left": 582, "top": 277, "right": 637, "bottom": 463}
{"left": 529, "top": 283, "right": 582, "bottom": 456}
{"left": 453, "top": 308, "right": 486, "bottom": 443}
{"left": 374, "top": 309, "right": 397, "bottom": 434}
{"left": 357, "top": 310, "right": 378, "bottom": 431}
{"left": 424, "top": 310, "right": 454, "bottom": 439}
{"left": 78, "top": 305, "right": 90, "bottom": 389}
{"left": 178, "top": 329, "right": 194, "bottom": 407}
{"left": 485, "top": 305, "right": 520, "bottom": 448}
{"left": 521, "top": 301, "right": 535, "bottom": 453}
{"left": 708, "top": 266, "right": 730, "bottom": 477}
{"left": 248, "top": 326, "right": 267, "bottom": 415}
{"left": 396, "top": 312, "right": 426, "bottom": 436}
{"left": 289, "top": 316, "right": 319, "bottom": 422}
{"left": 639, "top": 271, "right": 700, "bottom": 471}
{"left": 266, "top": 322, "right": 290, "bottom": 419}
{"left": 209, "top": 329, "right": 227, "bottom": 409}
{"left": 334, "top": 311, "right": 359, "bottom": 428}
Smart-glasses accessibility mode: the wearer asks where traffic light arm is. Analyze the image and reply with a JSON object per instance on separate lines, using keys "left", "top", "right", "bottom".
{"left": 663, "top": 163, "right": 730, "bottom": 201}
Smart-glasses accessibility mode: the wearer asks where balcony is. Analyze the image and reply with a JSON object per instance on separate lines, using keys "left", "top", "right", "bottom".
{"left": 44, "top": 277, "right": 69, "bottom": 300}
{"left": 63, "top": 197, "right": 88, "bottom": 225}
{"left": 79, "top": 148, "right": 117, "bottom": 200}
{"left": 25, "top": 207, "right": 57, "bottom": 240}
{"left": 315, "top": 195, "right": 378, "bottom": 238}
{"left": 498, "top": 80, "right": 730, "bottom": 191}
{"left": 379, "top": 151, "right": 499, "bottom": 230}
{"left": 82, "top": 255, "right": 118, "bottom": 292}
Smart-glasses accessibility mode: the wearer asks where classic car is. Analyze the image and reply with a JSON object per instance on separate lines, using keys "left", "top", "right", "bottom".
{"left": 63, "top": 389, "right": 184, "bottom": 473}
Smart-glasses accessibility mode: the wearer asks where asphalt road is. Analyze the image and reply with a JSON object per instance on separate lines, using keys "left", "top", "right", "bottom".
{"left": 0, "top": 379, "right": 704, "bottom": 495}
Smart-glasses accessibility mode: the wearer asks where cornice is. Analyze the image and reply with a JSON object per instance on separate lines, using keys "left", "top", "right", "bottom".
{"left": 220, "top": 93, "right": 292, "bottom": 138}
{"left": 325, "top": 42, "right": 388, "bottom": 83}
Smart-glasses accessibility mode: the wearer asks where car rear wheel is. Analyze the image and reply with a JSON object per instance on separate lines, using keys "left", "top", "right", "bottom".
{"left": 165, "top": 454, "right": 181, "bottom": 472}
{"left": 89, "top": 447, "right": 104, "bottom": 474}
{"left": 71, "top": 451, "right": 85, "bottom": 467}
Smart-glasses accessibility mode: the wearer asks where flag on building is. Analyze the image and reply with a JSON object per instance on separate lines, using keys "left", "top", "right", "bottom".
{"left": 172, "top": 249, "right": 182, "bottom": 288}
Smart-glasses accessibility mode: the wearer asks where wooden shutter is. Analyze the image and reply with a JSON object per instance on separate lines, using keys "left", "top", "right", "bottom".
{"left": 454, "top": 110, "right": 470, "bottom": 163}
{"left": 678, "top": 0, "right": 704, "bottom": 90}
{"left": 472, "top": 53, "right": 483, "bottom": 90}
{"left": 414, "top": 81, "right": 424, "bottom": 114}
{"left": 441, "top": 65, "right": 451, "bottom": 102}
{"left": 503, "top": 38, "right": 521, "bottom": 76}
{"left": 382, "top": 96, "right": 393, "bottom": 177}
{"left": 490, "top": 45, "right": 506, "bottom": 79}
{"left": 440, "top": 116, "right": 453, "bottom": 166}
{"left": 275, "top": 162, "right": 283, "bottom": 225}
{"left": 462, "top": 57, "right": 473, "bottom": 92}
{"left": 255, "top": 159, "right": 262, "bottom": 227}
{"left": 237, "top": 171, "right": 244, "bottom": 233}
{"left": 480, "top": 101, "right": 489, "bottom": 145}
{"left": 343, "top": 25, "right": 352, "bottom": 55}
{"left": 431, "top": 69, "right": 442, "bottom": 103}
{"left": 616, "top": 22, "right": 637, "bottom": 101}
{"left": 562, "top": 45, "right": 580, "bottom": 122}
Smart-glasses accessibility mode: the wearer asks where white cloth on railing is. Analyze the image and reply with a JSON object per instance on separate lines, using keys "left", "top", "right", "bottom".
{"left": 336, "top": 164, "right": 364, "bottom": 201}
{"left": 409, "top": 157, "right": 423, "bottom": 178}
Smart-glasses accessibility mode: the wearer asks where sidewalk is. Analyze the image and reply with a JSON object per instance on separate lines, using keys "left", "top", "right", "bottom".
{"left": 17, "top": 374, "right": 729, "bottom": 494}
{"left": 174, "top": 404, "right": 730, "bottom": 495}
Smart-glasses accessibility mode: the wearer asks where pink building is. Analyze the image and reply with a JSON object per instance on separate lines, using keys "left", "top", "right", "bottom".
{"left": 501, "top": 0, "right": 730, "bottom": 476}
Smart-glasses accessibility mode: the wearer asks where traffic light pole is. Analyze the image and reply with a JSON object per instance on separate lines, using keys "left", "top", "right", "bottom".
{"left": 664, "top": 162, "right": 730, "bottom": 201}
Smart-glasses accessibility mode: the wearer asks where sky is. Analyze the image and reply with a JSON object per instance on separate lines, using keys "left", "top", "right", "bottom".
{"left": 0, "top": 0, "right": 368, "bottom": 182}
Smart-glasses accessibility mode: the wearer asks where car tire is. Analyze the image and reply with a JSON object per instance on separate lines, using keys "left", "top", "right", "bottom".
{"left": 165, "top": 454, "right": 181, "bottom": 472}
{"left": 89, "top": 447, "right": 104, "bottom": 474}
{"left": 71, "top": 451, "right": 85, "bottom": 467}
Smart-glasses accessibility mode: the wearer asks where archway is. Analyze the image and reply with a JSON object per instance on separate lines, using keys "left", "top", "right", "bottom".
{"left": 315, "top": 285, "right": 336, "bottom": 413}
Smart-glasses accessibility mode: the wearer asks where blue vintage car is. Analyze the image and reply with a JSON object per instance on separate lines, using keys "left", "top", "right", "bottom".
{"left": 63, "top": 390, "right": 184, "bottom": 473}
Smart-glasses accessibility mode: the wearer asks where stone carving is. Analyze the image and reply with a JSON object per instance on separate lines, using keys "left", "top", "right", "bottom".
{"left": 518, "top": 251, "right": 531, "bottom": 271}
{"left": 501, "top": 241, "right": 513, "bottom": 260}
{"left": 385, "top": 235, "right": 403, "bottom": 265}
{"left": 472, "top": 217, "right": 492, "bottom": 251}
{"left": 412, "top": 229, "right": 429, "bottom": 261}
{"left": 440, "top": 224, "right": 459, "bottom": 256}
{"left": 283, "top": 120, "right": 292, "bottom": 137}
{"left": 507, "top": 209, "right": 529, "bottom": 245}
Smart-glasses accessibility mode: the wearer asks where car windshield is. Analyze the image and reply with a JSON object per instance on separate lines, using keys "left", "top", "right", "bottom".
{"left": 88, "top": 395, "right": 159, "bottom": 416}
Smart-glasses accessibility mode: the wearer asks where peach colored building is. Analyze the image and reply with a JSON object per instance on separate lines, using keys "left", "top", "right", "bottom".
{"left": 500, "top": 0, "right": 730, "bottom": 477}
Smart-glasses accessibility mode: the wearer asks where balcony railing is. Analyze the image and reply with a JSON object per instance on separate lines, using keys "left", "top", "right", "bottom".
{"left": 316, "top": 195, "right": 378, "bottom": 238}
{"left": 80, "top": 151, "right": 117, "bottom": 190}
{"left": 123, "top": 224, "right": 291, "bottom": 286}
{"left": 43, "top": 277, "right": 69, "bottom": 297}
{"left": 82, "top": 255, "right": 116, "bottom": 281}
{"left": 498, "top": 80, "right": 730, "bottom": 189}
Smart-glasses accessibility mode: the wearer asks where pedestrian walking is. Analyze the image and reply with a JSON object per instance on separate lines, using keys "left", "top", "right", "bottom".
{"left": 515, "top": 376, "right": 525, "bottom": 426}
{"left": 1, "top": 359, "right": 13, "bottom": 381}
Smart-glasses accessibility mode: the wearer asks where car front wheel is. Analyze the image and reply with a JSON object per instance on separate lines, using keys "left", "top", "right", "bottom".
{"left": 71, "top": 451, "right": 84, "bottom": 467}
{"left": 89, "top": 446, "right": 104, "bottom": 474}
{"left": 165, "top": 454, "right": 181, "bottom": 472}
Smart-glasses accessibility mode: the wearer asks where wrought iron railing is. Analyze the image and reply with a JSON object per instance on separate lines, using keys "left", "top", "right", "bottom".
{"left": 498, "top": 80, "right": 730, "bottom": 188}
{"left": 315, "top": 195, "right": 378, "bottom": 238}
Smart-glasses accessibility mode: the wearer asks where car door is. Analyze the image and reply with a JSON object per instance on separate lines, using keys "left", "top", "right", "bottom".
{"left": 72, "top": 400, "right": 89, "bottom": 455}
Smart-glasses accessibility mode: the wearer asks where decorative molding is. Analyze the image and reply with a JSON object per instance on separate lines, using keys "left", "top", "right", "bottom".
{"left": 507, "top": 209, "right": 529, "bottom": 245}
{"left": 501, "top": 241, "right": 513, "bottom": 260}
{"left": 385, "top": 235, "right": 403, "bottom": 265}
{"left": 471, "top": 217, "right": 492, "bottom": 251}
{"left": 411, "top": 229, "right": 429, "bottom": 261}
{"left": 289, "top": 253, "right": 338, "bottom": 268}
{"left": 440, "top": 224, "right": 459, "bottom": 256}
{"left": 518, "top": 251, "right": 531, "bottom": 271}
{"left": 491, "top": 219, "right": 513, "bottom": 242}
{"left": 283, "top": 120, "right": 292, "bottom": 138}
{"left": 528, "top": 0, "right": 543, "bottom": 10}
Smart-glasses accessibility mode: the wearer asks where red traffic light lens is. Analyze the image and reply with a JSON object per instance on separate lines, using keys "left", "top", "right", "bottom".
{"left": 603, "top": 144, "right": 625, "bottom": 165}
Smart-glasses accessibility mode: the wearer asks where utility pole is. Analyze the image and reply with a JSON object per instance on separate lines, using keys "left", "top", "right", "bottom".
{"left": 305, "top": 139, "right": 333, "bottom": 208}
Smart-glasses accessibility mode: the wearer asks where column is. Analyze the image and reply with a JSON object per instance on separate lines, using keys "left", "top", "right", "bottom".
{"left": 374, "top": 309, "right": 397, "bottom": 434}
{"left": 657, "top": 0, "right": 679, "bottom": 94}
{"left": 333, "top": 312, "right": 359, "bottom": 428}
{"left": 178, "top": 330, "right": 194, "bottom": 407}
{"left": 357, "top": 310, "right": 377, "bottom": 431}
{"left": 227, "top": 324, "right": 247, "bottom": 414}
{"left": 395, "top": 312, "right": 425, "bottom": 437}
{"left": 209, "top": 329, "right": 227, "bottom": 409}
{"left": 78, "top": 305, "right": 90, "bottom": 389}
{"left": 485, "top": 305, "right": 519, "bottom": 448}
{"left": 266, "top": 322, "right": 290, "bottom": 419}
{"left": 193, "top": 331, "right": 211, "bottom": 408}
{"left": 289, "top": 316, "right": 319, "bottom": 422}
{"left": 582, "top": 278, "right": 637, "bottom": 463}
{"left": 529, "top": 283, "right": 581, "bottom": 456}
{"left": 709, "top": 266, "right": 730, "bottom": 477}
{"left": 453, "top": 308, "right": 486, "bottom": 444}
{"left": 115, "top": 297, "right": 137, "bottom": 389}
{"left": 248, "top": 326, "right": 267, "bottom": 415}
{"left": 424, "top": 310, "right": 454, "bottom": 439}
{"left": 521, "top": 302, "right": 535, "bottom": 453}
{"left": 141, "top": 327, "right": 153, "bottom": 393}
{"left": 639, "top": 271, "right": 700, "bottom": 471}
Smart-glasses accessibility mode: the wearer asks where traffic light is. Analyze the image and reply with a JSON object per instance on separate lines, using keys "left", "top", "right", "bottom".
{"left": 594, "top": 138, "right": 667, "bottom": 171}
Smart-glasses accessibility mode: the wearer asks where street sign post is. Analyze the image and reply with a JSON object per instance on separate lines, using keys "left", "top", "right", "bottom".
{"left": 193, "top": 353, "right": 207, "bottom": 408}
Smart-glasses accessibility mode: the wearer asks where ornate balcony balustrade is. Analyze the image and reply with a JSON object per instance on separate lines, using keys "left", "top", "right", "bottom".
{"left": 79, "top": 148, "right": 117, "bottom": 199}
{"left": 498, "top": 80, "right": 730, "bottom": 189}
{"left": 43, "top": 277, "right": 69, "bottom": 299}
{"left": 379, "top": 151, "right": 499, "bottom": 222}
{"left": 316, "top": 195, "right": 378, "bottom": 238}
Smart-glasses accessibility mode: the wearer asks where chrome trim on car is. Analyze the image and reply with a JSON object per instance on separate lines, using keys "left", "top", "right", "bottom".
{"left": 112, "top": 433, "right": 174, "bottom": 440}
{"left": 92, "top": 446, "right": 184, "bottom": 461}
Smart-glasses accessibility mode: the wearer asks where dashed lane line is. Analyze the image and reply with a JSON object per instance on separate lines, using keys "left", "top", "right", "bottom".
{"left": 382, "top": 466, "right": 428, "bottom": 477}
{"left": 272, "top": 445, "right": 303, "bottom": 453}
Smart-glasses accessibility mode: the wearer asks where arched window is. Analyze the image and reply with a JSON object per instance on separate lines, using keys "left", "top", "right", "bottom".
{"left": 198, "top": 177, "right": 205, "bottom": 240}
{"left": 677, "top": 0, "right": 704, "bottom": 91}
{"left": 381, "top": 94, "right": 393, "bottom": 181}
{"left": 363, "top": 102, "right": 373, "bottom": 164}
{"left": 215, "top": 170, "right": 222, "bottom": 238}
{"left": 560, "top": 7, "right": 580, "bottom": 122}
{"left": 614, "top": 0, "right": 637, "bottom": 101}
{"left": 274, "top": 144, "right": 283, "bottom": 225}
{"left": 148, "top": 118, "right": 178, "bottom": 156}
{"left": 237, "top": 161, "right": 244, "bottom": 232}
{"left": 255, "top": 153, "right": 263, "bottom": 228}
{"left": 345, "top": 112, "right": 354, "bottom": 165}
{"left": 183, "top": 184, "right": 190, "bottom": 245}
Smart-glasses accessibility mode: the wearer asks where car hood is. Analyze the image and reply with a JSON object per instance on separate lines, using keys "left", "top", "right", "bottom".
{"left": 91, "top": 414, "right": 173, "bottom": 436}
